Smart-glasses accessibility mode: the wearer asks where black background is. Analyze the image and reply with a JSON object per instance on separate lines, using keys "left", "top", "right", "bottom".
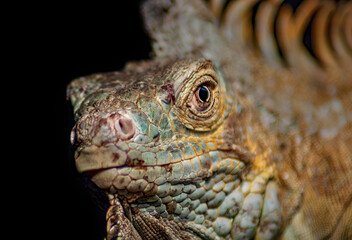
{"left": 50, "top": 1, "right": 150, "bottom": 239}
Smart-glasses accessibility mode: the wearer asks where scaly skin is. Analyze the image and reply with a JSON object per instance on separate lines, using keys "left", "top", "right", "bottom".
{"left": 68, "top": 59, "right": 280, "bottom": 239}
{"left": 67, "top": 0, "right": 352, "bottom": 239}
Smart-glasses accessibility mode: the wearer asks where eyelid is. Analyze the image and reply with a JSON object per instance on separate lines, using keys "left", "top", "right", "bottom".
{"left": 189, "top": 76, "right": 217, "bottom": 97}
{"left": 175, "top": 66, "right": 219, "bottom": 100}
{"left": 173, "top": 63, "right": 230, "bottom": 131}
{"left": 187, "top": 76, "right": 218, "bottom": 115}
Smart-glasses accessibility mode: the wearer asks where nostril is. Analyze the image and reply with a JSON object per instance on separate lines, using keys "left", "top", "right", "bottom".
{"left": 116, "top": 118, "right": 135, "bottom": 140}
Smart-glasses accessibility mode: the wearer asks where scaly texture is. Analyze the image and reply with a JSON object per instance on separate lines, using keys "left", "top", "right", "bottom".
{"left": 67, "top": 0, "right": 352, "bottom": 239}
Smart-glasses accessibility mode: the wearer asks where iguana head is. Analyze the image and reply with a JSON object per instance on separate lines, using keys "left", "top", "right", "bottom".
{"left": 68, "top": 59, "right": 237, "bottom": 188}
{"left": 67, "top": 58, "right": 281, "bottom": 239}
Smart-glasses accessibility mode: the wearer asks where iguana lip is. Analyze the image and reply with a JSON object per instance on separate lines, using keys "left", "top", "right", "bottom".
{"left": 75, "top": 144, "right": 184, "bottom": 173}
{"left": 81, "top": 159, "right": 214, "bottom": 194}
{"left": 84, "top": 168, "right": 107, "bottom": 177}
{"left": 76, "top": 142, "right": 250, "bottom": 176}
{"left": 75, "top": 144, "right": 131, "bottom": 173}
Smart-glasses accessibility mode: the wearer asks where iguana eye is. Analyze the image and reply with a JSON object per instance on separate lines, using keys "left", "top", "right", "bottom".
{"left": 190, "top": 83, "right": 215, "bottom": 113}
{"left": 174, "top": 60, "right": 230, "bottom": 131}
{"left": 188, "top": 76, "right": 217, "bottom": 117}
{"left": 197, "top": 85, "right": 210, "bottom": 102}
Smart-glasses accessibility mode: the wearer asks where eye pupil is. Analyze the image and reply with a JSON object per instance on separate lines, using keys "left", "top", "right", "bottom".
{"left": 198, "top": 86, "right": 210, "bottom": 102}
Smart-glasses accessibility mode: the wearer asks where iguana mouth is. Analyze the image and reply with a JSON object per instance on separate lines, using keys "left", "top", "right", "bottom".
{"left": 78, "top": 145, "right": 246, "bottom": 195}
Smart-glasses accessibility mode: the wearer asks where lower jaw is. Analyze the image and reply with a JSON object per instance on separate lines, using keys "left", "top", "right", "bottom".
{"left": 100, "top": 170, "right": 281, "bottom": 239}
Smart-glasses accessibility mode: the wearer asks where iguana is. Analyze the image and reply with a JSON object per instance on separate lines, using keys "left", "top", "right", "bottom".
{"left": 67, "top": 0, "right": 352, "bottom": 239}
